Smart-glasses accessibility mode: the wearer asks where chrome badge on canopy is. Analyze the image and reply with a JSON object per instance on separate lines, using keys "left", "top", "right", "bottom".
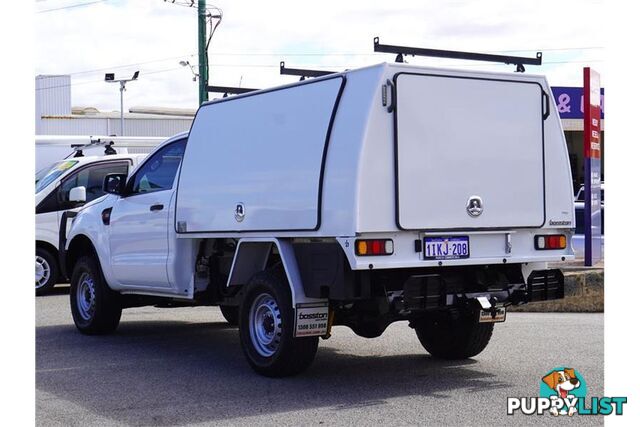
{"left": 466, "top": 196, "right": 483, "bottom": 217}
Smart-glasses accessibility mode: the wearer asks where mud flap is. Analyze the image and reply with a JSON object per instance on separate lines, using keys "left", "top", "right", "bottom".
{"left": 294, "top": 302, "right": 329, "bottom": 337}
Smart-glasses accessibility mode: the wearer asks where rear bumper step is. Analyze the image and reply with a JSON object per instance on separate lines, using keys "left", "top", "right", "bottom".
{"left": 526, "top": 269, "right": 565, "bottom": 302}
{"left": 401, "top": 268, "right": 564, "bottom": 311}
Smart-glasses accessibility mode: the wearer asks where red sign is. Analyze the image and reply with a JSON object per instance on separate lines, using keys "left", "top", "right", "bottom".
{"left": 583, "top": 67, "right": 602, "bottom": 266}
{"left": 583, "top": 68, "right": 601, "bottom": 159}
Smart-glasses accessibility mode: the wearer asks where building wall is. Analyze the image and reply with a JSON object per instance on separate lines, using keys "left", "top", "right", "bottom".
{"left": 35, "top": 75, "right": 71, "bottom": 134}
{"left": 38, "top": 116, "right": 193, "bottom": 137}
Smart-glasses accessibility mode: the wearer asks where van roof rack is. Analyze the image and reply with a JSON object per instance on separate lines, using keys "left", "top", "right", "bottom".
{"left": 373, "top": 37, "right": 542, "bottom": 73}
{"left": 207, "top": 85, "right": 259, "bottom": 98}
{"left": 279, "top": 62, "right": 336, "bottom": 81}
{"left": 70, "top": 138, "right": 117, "bottom": 157}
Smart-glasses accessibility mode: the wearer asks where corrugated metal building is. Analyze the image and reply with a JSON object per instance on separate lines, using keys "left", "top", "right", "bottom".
{"left": 35, "top": 75, "right": 194, "bottom": 137}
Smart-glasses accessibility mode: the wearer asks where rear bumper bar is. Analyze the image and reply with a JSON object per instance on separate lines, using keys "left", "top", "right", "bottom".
{"left": 401, "top": 268, "right": 564, "bottom": 311}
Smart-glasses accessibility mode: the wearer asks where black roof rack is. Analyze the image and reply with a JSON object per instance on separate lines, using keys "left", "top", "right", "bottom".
{"left": 207, "top": 85, "right": 259, "bottom": 98}
{"left": 279, "top": 62, "right": 336, "bottom": 81}
{"left": 373, "top": 37, "right": 542, "bottom": 72}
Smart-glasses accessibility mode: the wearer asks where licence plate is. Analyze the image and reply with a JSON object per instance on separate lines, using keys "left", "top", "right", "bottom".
{"left": 423, "top": 236, "right": 470, "bottom": 260}
{"left": 479, "top": 307, "right": 507, "bottom": 323}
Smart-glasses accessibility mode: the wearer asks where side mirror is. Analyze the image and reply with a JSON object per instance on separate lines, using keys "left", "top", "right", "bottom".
{"left": 103, "top": 173, "right": 127, "bottom": 195}
{"left": 68, "top": 186, "right": 86, "bottom": 203}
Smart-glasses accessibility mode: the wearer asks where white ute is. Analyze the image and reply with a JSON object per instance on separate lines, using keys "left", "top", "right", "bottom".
{"left": 63, "top": 62, "right": 574, "bottom": 377}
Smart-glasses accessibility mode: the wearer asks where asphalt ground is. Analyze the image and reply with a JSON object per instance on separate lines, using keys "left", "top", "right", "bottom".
{"left": 37, "top": 286, "right": 604, "bottom": 426}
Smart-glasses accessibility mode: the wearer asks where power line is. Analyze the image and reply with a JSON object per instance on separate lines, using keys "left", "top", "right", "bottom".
{"left": 36, "top": 57, "right": 604, "bottom": 92}
{"left": 36, "top": 66, "right": 185, "bottom": 91}
{"left": 50, "top": 46, "right": 603, "bottom": 78}
{"left": 37, "top": 0, "right": 110, "bottom": 13}
{"left": 63, "top": 54, "right": 197, "bottom": 76}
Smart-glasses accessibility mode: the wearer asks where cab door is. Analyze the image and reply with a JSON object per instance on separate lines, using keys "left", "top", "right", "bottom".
{"left": 108, "top": 140, "right": 187, "bottom": 290}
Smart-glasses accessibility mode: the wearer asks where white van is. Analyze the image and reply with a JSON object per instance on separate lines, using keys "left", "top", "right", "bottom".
{"left": 35, "top": 135, "right": 177, "bottom": 294}
{"left": 36, "top": 135, "right": 165, "bottom": 172}
{"left": 63, "top": 63, "right": 574, "bottom": 376}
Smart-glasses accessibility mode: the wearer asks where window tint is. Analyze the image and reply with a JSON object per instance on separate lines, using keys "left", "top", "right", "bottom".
{"left": 59, "top": 162, "right": 129, "bottom": 206}
{"left": 131, "top": 140, "right": 186, "bottom": 194}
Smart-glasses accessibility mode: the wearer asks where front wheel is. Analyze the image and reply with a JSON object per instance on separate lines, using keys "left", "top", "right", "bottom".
{"left": 239, "top": 270, "right": 318, "bottom": 377}
{"left": 413, "top": 313, "right": 494, "bottom": 360}
{"left": 70, "top": 256, "right": 122, "bottom": 335}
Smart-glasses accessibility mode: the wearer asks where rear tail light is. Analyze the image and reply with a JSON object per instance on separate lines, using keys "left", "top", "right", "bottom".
{"left": 355, "top": 239, "right": 394, "bottom": 256}
{"left": 535, "top": 234, "right": 567, "bottom": 250}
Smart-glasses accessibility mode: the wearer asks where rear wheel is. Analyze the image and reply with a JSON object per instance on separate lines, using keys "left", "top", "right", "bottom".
{"left": 219, "top": 305, "right": 239, "bottom": 326}
{"left": 36, "top": 248, "right": 58, "bottom": 296}
{"left": 70, "top": 256, "right": 122, "bottom": 335}
{"left": 239, "top": 270, "right": 318, "bottom": 377}
{"left": 413, "top": 313, "right": 494, "bottom": 359}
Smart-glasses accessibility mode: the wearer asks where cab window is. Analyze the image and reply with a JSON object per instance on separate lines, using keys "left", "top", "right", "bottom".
{"left": 130, "top": 140, "right": 186, "bottom": 195}
{"left": 36, "top": 161, "right": 129, "bottom": 214}
{"left": 59, "top": 162, "right": 129, "bottom": 205}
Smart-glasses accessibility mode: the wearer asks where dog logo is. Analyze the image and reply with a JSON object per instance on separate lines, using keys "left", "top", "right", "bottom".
{"left": 466, "top": 196, "right": 483, "bottom": 217}
{"left": 541, "top": 367, "right": 584, "bottom": 416}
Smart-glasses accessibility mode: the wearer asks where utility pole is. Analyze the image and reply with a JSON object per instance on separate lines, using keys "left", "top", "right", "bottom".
{"left": 165, "top": 1, "right": 221, "bottom": 104}
{"left": 198, "top": 0, "right": 208, "bottom": 105}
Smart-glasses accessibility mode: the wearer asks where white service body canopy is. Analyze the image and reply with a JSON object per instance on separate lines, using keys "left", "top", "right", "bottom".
{"left": 175, "top": 63, "right": 574, "bottom": 238}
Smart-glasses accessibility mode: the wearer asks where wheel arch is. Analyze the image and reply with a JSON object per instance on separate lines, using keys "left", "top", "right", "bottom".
{"left": 36, "top": 240, "right": 59, "bottom": 262}
{"left": 66, "top": 234, "right": 100, "bottom": 278}
{"left": 227, "top": 238, "right": 327, "bottom": 309}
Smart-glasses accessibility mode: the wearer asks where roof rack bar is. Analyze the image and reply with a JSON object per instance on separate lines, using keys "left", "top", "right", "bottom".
{"left": 206, "top": 85, "right": 258, "bottom": 95}
{"left": 280, "top": 62, "right": 336, "bottom": 80}
{"left": 373, "top": 37, "right": 542, "bottom": 72}
{"left": 69, "top": 138, "right": 117, "bottom": 157}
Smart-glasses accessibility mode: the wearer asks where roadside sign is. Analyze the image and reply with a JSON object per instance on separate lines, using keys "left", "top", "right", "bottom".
{"left": 583, "top": 67, "right": 602, "bottom": 266}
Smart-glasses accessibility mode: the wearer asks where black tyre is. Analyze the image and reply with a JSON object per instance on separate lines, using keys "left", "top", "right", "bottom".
{"left": 36, "top": 247, "right": 59, "bottom": 296}
{"left": 70, "top": 256, "right": 122, "bottom": 335}
{"left": 413, "top": 313, "right": 494, "bottom": 360}
{"left": 239, "top": 270, "right": 319, "bottom": 377}
{"left": 219, "top": 305, "right": 239, "bottom": 326}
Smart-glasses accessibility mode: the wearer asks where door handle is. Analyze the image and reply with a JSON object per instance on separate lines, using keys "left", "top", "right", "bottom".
{"left": 150, "top": 204, "right": 164, "bottom": 212}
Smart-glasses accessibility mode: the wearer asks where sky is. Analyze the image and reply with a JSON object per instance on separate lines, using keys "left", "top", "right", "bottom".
{"left": 35, "top": 0, "right": 605, "bottom": 112}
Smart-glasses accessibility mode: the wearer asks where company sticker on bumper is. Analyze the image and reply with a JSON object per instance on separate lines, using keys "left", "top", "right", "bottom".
{"left": 294, "top": 303, "right": 329, "bottom": 337}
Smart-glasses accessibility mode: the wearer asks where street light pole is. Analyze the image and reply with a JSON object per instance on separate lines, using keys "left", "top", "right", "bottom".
{"left": 105, "top": 71, "right": 139, "bottom": 136}
{"left": 119, "top": 81, "right": 125, "bottom": 135}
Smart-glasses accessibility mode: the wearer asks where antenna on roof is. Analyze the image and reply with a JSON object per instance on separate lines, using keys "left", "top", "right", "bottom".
{"left": 207, "top": 85, "right": 259, "bottom": 98}
{"left": 279, "top": 62, "right": 336, "bottom": 81}
{"left": 373, "top": 37, "right": 542, "bottom": 72}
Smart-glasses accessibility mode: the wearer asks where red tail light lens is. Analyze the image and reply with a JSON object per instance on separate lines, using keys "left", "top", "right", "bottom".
{"left": 355, "top": 239, "right": 394, "bottom": 256}
{"left": 535, "top": 234, "right": 567, "bottom": 250}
